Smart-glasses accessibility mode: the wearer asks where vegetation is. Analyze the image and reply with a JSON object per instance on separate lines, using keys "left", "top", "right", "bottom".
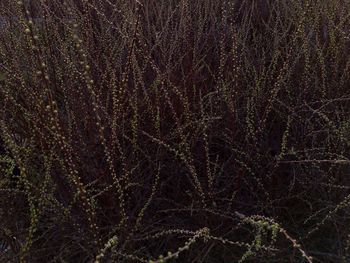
{"left": 0, "top": 0, "right": 349, "bottom": 262}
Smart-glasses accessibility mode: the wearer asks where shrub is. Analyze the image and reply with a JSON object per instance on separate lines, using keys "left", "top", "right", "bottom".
{"left": 0, "top": 0, "right": 349, "bottom": 262}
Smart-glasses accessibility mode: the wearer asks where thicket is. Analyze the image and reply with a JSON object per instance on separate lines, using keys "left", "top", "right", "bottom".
{"left": 0, "top": 0, "right": 349, "bottom": 262}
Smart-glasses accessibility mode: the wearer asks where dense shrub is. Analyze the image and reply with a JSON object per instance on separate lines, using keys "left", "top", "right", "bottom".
{"left": 0, "top": 0, "right": 349, "bottom": 262}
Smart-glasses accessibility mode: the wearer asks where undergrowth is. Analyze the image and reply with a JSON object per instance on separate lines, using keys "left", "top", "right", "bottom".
{"left": 0, "top": 0, "right": 349, "bottom": 262}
